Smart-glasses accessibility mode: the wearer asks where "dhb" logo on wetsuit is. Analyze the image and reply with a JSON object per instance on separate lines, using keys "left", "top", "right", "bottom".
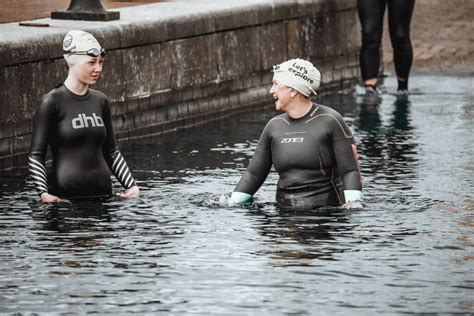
{"left": 72, "top": 113, "right": 104, "bottom": 129}
{"left": 281, "top": 137, "right": 304, "bottom": 143}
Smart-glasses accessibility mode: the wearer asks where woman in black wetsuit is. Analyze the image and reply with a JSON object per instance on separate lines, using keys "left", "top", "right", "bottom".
{"left": 227, "top": 59, "right": 362, "bottom": 210}
{"left": 29, "top": 30, "right": 139, "bottom": 203}
{"left": 358, "top": 0, "right": 415, "bottom": 95}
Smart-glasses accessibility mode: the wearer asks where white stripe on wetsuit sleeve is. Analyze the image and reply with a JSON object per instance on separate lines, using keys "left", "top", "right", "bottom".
{"left": 28, "top": 156, "right": 48, "bottom": 193}
{"left": 111, "top": 152, "right": 135, "bottom": 189}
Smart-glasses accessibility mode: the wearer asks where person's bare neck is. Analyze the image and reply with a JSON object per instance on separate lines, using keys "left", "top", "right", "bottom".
{"left": 64, "top": 73, "right": 88, "bottom": 96}
{"left": 286, "top": 98, "right": 313, "bottom": 119}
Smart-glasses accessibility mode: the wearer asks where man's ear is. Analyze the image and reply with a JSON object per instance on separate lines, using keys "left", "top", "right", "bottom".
{"left": 290, "top": 88, "right": 298, "bottom": 98}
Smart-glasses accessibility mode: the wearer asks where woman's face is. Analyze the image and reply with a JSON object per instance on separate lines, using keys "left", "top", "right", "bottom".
{"left": 71, "top": 57, "right": 103, "bottom": 85}
{"left": 269, "top": 80, "right": 292, "bottom": 111}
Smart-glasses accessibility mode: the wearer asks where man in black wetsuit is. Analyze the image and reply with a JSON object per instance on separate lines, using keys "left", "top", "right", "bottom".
{"left": 227, "top": 59, "right": 362, "bottom": 210}
{"left": 29, "top": 30, "right": 139, "bottom": 203}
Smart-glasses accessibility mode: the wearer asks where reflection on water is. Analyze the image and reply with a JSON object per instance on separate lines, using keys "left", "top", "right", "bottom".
{"left": 356, "top": 96, "right": 424, "bottom": 209}
{"left": 249, "top": 208, "right": 356, "bottom": 264}
{"left": 0, "top": 74, "right": 473, "bottom": 314}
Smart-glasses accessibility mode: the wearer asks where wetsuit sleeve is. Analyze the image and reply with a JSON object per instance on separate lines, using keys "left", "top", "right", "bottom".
{"left": 234, "top": 123, "right": 273, "bottom": 195}
{"left": 101, "top": 99, "right": 136, "bottom": 189}
{"left": 330, "top": 114, "right": 362, "bottom": 191}
{"left": 28, "top": 96, "right": 56, "bottom": 195}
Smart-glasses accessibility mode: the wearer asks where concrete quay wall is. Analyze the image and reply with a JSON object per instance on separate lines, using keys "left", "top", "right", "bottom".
{"left": 0, "top": 0, "right": 361, "bottom": 169}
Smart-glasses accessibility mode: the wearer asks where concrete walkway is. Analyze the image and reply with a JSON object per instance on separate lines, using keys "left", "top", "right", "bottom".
{"left": 0, "top": 0, "right": 163, "bottom": 23}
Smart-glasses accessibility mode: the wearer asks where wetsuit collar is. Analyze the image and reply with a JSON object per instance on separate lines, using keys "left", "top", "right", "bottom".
{"left": 61, "top": 84, "right": 91, "bottom": 101}
{"left": 288, "top": 102, "right": 317, "bottom": 121}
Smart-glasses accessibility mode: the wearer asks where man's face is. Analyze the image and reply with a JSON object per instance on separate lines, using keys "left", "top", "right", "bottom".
{"left": 269, "top": 80, "right": 292, "bottom": 112}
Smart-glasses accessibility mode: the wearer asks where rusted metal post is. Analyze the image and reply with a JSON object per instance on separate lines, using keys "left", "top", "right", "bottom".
{"left": 51, "top": 0, "right": 120, "bottom": 21}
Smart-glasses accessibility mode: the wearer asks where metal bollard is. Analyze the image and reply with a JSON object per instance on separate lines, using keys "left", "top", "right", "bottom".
{"left": 51, "top": 0, "right": 120, "bottom": 21}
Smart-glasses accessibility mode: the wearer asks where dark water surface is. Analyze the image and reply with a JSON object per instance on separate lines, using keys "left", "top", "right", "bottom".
{"left": 1, "top": 74, "right": 473, "bottom": 314}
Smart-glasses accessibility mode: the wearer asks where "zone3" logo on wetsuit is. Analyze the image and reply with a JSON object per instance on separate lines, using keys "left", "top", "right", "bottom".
{"left": 72, "top": 113, "right": 104, "bottom": 129}
{"left": 281, "top": 137, "right": 304, "bottom": 143}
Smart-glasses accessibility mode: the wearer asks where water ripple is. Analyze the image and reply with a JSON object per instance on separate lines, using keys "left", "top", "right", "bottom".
{"left": 0, "top": 75, "right": 472, "bottom": 314}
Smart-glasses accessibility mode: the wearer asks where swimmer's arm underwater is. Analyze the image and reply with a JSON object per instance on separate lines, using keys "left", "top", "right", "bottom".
{"left": 227, "top": 130, "right": 273, "bottom": 206}
{"left": 342, "top": 170, "right": 363, "bottom": 207}
{"left": 333, "top": 146, "right": 363, "bottom": 207}
{"left": 28, "top": 96, "right": 70, "bottom": 204}
{"left": 101, "top": 100, "right": 139, "bottom": 198}
{"left": 229, "top": 192, "right": 253, "bottom": 204}
{"left": 337, "top": 154, "right": 363, "bottom": 208}
{"left": 330, "top": 114, "right": 363, "bottom": 207}
{"left": 103, "top": 146, "right": 139, "bottom": 198}
{"left": 340, "top": 143, "right": 363, "bottom": 207}
{"left": 39, "top": 192, "right": 71, "bottom": 204}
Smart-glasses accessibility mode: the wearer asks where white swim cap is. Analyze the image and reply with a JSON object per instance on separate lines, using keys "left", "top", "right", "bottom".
{"left": 63, "top": 30, "right": 102, "bottom": 68}
{"left": 272, "top": 58, "right": 321, "bottom": 96}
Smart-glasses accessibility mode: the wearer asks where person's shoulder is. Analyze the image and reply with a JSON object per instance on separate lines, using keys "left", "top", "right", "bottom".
{"left": 314, "top": 103, "right": 352, "bottom": 136}
{"left": 44, "top": 84, "right": 65, "bottom": 98}
{"left": 315, "top": 103, "right": 342, "bottom": 117}
{"left": 267, "top": 112, "right": 290, "bottom": 126}
{"left": 260, "top": 113, "right": 290, "bottom": 137}
{"left": 312, "top": 103, "right": 346, "bottom": 124}
{"left": 39, "top": 85, "right": 66, "bottom": 109}
{"left": 88, "top": 88, "right": 109, "bottom": 101}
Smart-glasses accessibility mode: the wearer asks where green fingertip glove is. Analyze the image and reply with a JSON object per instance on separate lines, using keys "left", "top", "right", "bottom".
{"left": 230, "top": 192, "right": 253, "bottom": 204}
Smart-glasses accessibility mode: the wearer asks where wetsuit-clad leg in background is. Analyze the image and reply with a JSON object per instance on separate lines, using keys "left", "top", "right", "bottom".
{"left": 358, "top": 0, "right": 415, "bottom": 92}
{"left": 387, "top": 0, "right": 415, "bottom": 91}
{"left": 357, "top": 0, "right": 386, "bottom": 88}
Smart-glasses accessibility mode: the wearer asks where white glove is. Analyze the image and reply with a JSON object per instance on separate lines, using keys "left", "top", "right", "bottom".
{"left": 219, "top": 192, "right": 253, "bottom": 207}
{"left": 342, "top": 190, "right": 363, "bottom": 208}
